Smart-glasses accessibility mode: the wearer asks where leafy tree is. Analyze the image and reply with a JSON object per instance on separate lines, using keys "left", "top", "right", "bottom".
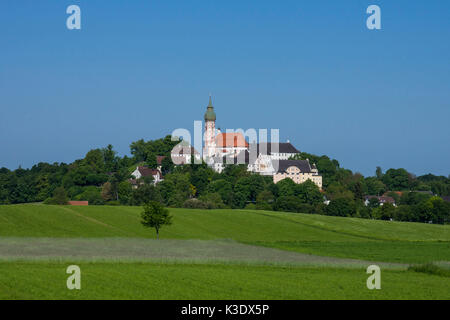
{"left": 199, "top": 192, "right": 226, "bottom": 209}
{"left": 367, "top": 197, "right": 380, "bottom": 209}
{"left": 190, "top": 167, "right": 212, "bottom": 196}
{"left": 141, "top": 201, "right": 173, "bottom": 239}
{"left": 102, "top": 144, "right": 118, "bottom": 172}
{"left": 161, "top": 156, "right": 174, "bottom": 175}
{"left": 274, "top": 196, "right": 303, "bottom": 213}
{"left": 131, "top": 184, "right": 162, "bottom": 206}
{"left": 364, "top": 177, "right": 386, "bottom": 196}
{"left": 276, "top": 178, "right": 296, "bottom": 197}
{"left": 207, "top": 179, "right": 233, "bottom": 204}
{"left": 382, "top": 168, "right": 410, "bottom": 191}
{"left": 295, "top": 180, "right": 323, "bottom": 205}
{"left": 376, "top": 167, "right": 383, "bottom": 179}
{"left": 400, "top": 192, "right": 432, "bottom": 206}
{"left": 84, "top": 149, "right": 105, "bottom": 173}
{"left": 118, "top": 181, "right": 133, "bottom": 205}
{"left": 372, "top": 203, "right": 396, "bottom": 221}
{"left": 101, "top": 182, "right": 113, "bottom": 201}
{"left": 146, "top": 153, "right": 158, "bottom": 169}
{"left": 75, "top": 186, "right": 104, "bottom": 205}
{"left": 53, "top": 186, "right": 68, "bottom": 205}
{"left": 325, "top": 198, "right": 356, "bottom": 217}
{"left": 326, "top": 183, "right": 354, "bottom": 201}
{"left": 256, "top": 190, "right": 274, "bottom": 210}
{"left": 130, "top": 139, "right": 148, "bottom": 162}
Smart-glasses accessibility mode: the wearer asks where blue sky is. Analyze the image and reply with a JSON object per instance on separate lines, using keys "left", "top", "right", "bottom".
{"left": 0, "top": 0, "right": 449, "bottom": 177}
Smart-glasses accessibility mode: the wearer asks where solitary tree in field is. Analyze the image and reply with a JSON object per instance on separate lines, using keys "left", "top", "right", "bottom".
{"left": 140, "top": 201, "right": 172, "bottom": 239}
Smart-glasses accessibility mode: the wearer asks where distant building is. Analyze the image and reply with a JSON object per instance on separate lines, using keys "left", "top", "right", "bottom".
{"left": 200, "top": 96, "right": 322, "bottom": 189}
{"left": 171, "top": 140, "right": 201, "bottom": 165}
{"left": 215, "top": 132, "right": 249, "bottom": 157}
{"left": 272, "top": 160, "right": 322, "bottom": 188}
{"left": 364, "top": 195, "right": 396, "bottom": 206}
{"left": 68, "top": 201, "right": 89, "bottom": 206}
{"left": 130, "top": 166, "right": 164, "bottom": 188}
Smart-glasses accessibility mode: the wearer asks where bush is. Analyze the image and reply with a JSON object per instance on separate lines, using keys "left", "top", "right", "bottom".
{"left": 74, "top": 186, "right": 104, "bottom": 205}
{"left": 297, "top": 203, "right": 314, "bottom": 214}
{"left": 199, "top": 193, "right": 226, "bottom": 209}
{"left": 106, "top": 200, "right": 121, "bottom": 206}
{"left": 43, "top": 197, "right": 58, "bottom": 205}
{"left": 43, "top": 187, "right": 68, "bottom": 205}
{"left": 274, "top": 196, "right": 303, "bottom": 213}
{"left": 183, "top": 199, "right": 209, "bottom": 209}
{"left": 244, "top": 203, "right": 256, "bottom": 210}
{"left": 408, "top": 263, "right": 450, "bottom": 277}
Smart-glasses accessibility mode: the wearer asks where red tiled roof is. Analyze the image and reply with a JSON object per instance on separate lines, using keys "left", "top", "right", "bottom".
{"left": 156, "top": 156, "right": 166, "bottom": 165}
{"left": 215, "top": 133, "right": 249, "bottom": 148}
{"left": 365, "top": 196, "right": 395, "bottom": 204}
{"left": 138, "top": 166, "right": 162, "bottom": 178}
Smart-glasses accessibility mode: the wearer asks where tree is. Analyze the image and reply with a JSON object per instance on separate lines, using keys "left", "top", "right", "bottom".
{"left": 256, "top": 190, "right": 274, "bottom": 210}
{"left": 140, "top": 201, "right": 173, "bottom": 239}
{"left": 146, "top": 153, "right": 158, "bottom": 169}
{"left": 161, "top": 156, "right": 174, "bottom": 175}
{"left": 131, "top": 184, "right": 162, "bottom": 206}
{"left": 276, "top": 178, "right": 296, "bottom": 197}
{"left": 118, "top": 181, "right": 133, "bottom": 205}
{"left": 367, "top": 197, "right": 380, "bottom": 209}
{"left": 295, "top": 180, "right": 323, "bottom": 205}
{"left": 372, "top": 203, "right": 396, "bottom": 221}
{"left": 325, "top": 198, "right": 356, "bottom": 217}
{"left": 274, "top": 196, "right": 303, "bottom": 213}
{"left": 75, "top": 186, "right": 104, "bottom": 205}
{"left": 53, "top": 186, "right": 68, "bottom": 205}
{"left": 376, "top": 167, "right": 383, "bottom": 179}
{"left": 102, "top": 144, "right": 118, "bottom": 172}
{"left": 84, "top": 149, "right": 105, "bottom": 173}
{"left": 382, "top": 168, "right": 410, "bottom": 191}
{"left": 207, "top": 179, "right": 233, "bottom": 204}
{"left": 364, "top": 177, "right": 386, "bottom": 196}
{"left": 101, "top": 182, "right": 114, "bottom": 201}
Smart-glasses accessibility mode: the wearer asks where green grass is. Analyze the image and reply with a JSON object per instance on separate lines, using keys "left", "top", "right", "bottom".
{"left": 0, "top": 261, "right": 448, "bottom": 300}
{"left": 0, "top": 204, "right": 449, "bottom": 299}
{"left": 1, "top": 205, "right": 448, "bottom": 241}
{"left": 408, "top": 263, "right": 450, "bottom": 277}
{"left": 249, "top": 241, "right": 450, "bottom": 264}
{"left": 0, "top": 205, "right": 449, "bottom": 264}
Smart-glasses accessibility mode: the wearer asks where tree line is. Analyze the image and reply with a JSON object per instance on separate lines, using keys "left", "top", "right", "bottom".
{"left": 0, "top": 136, "right": 448, "bottom": 224}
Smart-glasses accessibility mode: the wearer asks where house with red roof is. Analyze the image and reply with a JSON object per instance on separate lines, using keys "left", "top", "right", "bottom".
{"left": 130, "top": 166, "right": 164, "bottom": 188}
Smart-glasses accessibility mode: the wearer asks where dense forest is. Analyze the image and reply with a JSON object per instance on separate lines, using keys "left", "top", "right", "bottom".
{"left": 0, "top": 135, "right": 449, "bottom": 224}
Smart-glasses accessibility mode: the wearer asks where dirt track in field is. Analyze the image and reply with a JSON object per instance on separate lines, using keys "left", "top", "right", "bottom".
{"left": 0, "top": 237, "right": 406, "bottom": 268}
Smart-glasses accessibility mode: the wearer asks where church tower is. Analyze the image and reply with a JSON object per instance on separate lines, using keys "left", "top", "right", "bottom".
{"left": 203, "top": 95, "right": 216, "bottom": 158}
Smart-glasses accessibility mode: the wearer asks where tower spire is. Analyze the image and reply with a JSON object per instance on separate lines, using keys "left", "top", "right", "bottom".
{"left": 204, "top": 94, "right": 216, "bottom": 121}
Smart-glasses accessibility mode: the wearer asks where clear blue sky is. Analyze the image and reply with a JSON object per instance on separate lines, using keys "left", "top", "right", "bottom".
{"left": 0, "top": 0, "right": 449, "bottom": 177}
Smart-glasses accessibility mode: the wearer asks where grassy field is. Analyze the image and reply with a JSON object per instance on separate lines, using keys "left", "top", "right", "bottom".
{"left": 0, "top": 262, "right": 448, "bottom": 300}
{"left": 0, "top": 204, "right": 449, "bottom": 299}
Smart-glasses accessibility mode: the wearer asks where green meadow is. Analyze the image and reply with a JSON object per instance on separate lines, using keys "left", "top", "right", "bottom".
{"left": 0, "top": 204, "right": 449, "bottom": 299}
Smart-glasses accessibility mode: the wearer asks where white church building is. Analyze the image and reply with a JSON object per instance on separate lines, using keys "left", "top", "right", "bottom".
{"left": 201, "top": 97, "right": 323, "bottom": 189}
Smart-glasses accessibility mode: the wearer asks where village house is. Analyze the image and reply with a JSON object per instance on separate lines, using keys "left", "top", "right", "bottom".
{"left": 272, "top": 160, "right": 322, "bottom": 188}
{"left": 171, "top": 140, "right": 201, "bottom": 165}
{"left": 130, "top": 166, "right": 164, "bottom": 188}
{"left": 364, "top": 195, "right": 396, "bottom": 206}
